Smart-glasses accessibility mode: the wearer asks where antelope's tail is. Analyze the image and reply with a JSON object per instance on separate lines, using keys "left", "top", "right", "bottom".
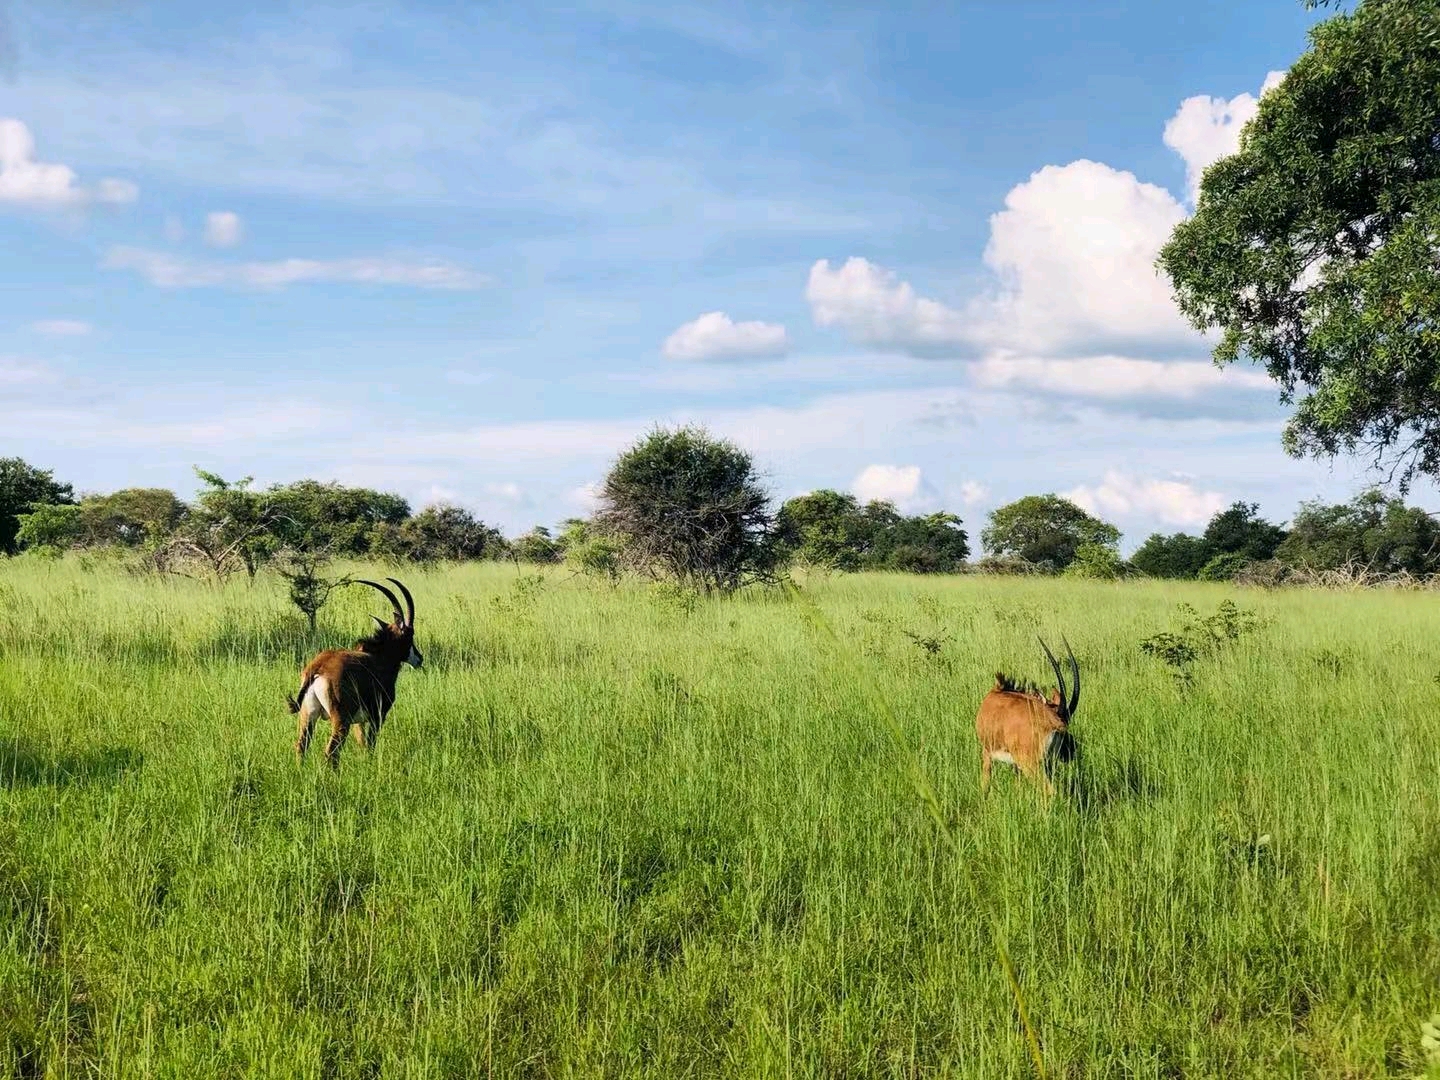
{"left": 286, "top": 672, "right": 316, "bottom": 715}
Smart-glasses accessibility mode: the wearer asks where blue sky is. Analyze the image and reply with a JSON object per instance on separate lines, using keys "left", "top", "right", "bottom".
{"left": 1, "top": 0, "right": 1426, "bottom": 547}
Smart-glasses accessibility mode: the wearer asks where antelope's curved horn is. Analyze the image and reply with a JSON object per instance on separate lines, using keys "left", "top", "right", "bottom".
{"left": 387, "top": 577, "right": 415, "bottom": 626}
{"left": 1062, "top": 636, "right": 1080, "bottom": 718}
{"left": 354, "top": 579, "right": 405, "bottom": 624}
{"left": 1038, "top": 636, "right": 1068, "bottom": 716}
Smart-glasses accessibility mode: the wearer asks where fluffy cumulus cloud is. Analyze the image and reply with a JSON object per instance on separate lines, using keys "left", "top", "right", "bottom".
{"left": 974, "top": 160, "right": 1194, "bottom": 357}
{"left": 806, "top": 257, "right": 972, "bottom": 356}
{"left": 851, "top": 464, "right": 935, "bottom": 513}
{"left": 0, "top": 118, "right": 137, "bottom": 207}
{"left": 1067, "top": 471, "right": 1226, "bottom": 528}
{"left": 203, "top": 210, "right": 244, "bottom": 248}
{"left": 28, "top": 319, "right": 91, "bottom": 336}
{"left": 662, "top": 311, "right": 789, "bottom": 362}
{"left": 1164, "top": 72, "right": 1286, "bottom": 202}
{"left": 102, "top": 247, "right": 488, "bottom": 290}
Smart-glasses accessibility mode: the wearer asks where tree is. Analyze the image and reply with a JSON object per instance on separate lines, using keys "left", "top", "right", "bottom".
{"left": 265, "top": 480, "right": 410, "bottom": 555}
{"left": 1064, "top": 542, "right": 1125, "bottom": 580}
{"left": 1277, "top": 487, "right": 1440, "bottom": 575}
{"left": 0, "top": 457, "right": 73, "bottom": 555}
{"left": 165, "top": 469, "right": 278, "bottom": 583}
{"left": 1159, "top": 0, "right": 1440, "bottom": 488}
{"left": 276, "top": 548, "right": 350, "bottom": 632}
{"left": 774, "top": 490, "right": 874, "bottom": 571}
{"left": 981, "top": 495, "right": 1120, "bottom": 571}
{"left": 14, "top": 503, "right": 82, "bottom": 553}
{"left": 514, "top": 525, "right": 563, "bottom": 564}
{"left": 75, "top": 488, "right": 186, "bottom": 548}
{"left": 1130, "top": 532, "right": 1211, "bottom": 579}
{"left": 871, "top": 510, "right": 970, "bottom": 573}
{"left": 559, "top": 518, "right": 623, "bottom": 583}
{"left": 595, "top": 426, "right": 778, "bottom": 592}
{"left": 1202, "top": 502, "right": 1287, "bottom": 562}
{"left": 393, "top": 504, "right": 503, "bottom": 563}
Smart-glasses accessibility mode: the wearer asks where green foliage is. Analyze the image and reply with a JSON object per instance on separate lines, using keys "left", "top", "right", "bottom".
{"left": 1129, "top": 532, "right": 1211, "bottom": 579}
{"left": 0, "top": 562, "right": 1435, "bottom": 1074}
{"left": 14, "top": 503, "right": 82, "bottom": 552}
{"left": 74, "top": 488, "right": 187, "bottom": 548}
{"left": 981, "top": 495, "right": 1119, "bottom": 571}
{"left": 394, "top": 504, "right": 504, "bottom": 564}
{"left": 1063, "top": 542, "right": 1124, "bottom": 580}
{"left": 1277, "top": 487, "right": 1440, "bottom": 575}
{"left": 1140, "top": 599, "right": 1261, "bottom": 681}
{"left": 1202, "top": 502, "right": 1286, "bottom": 562}
{"left": 774, "top": 490, "right": 873, "bottom": 571}
{"left": 1198, "top": 551, "right": 1251, "bottom": 582}
{"left": 0, "top": 457, "right": 73, "bottom": 555}
{"left": 513, "top": 525, "right": 563, "bottom": 565}
{"left": 264, "top": 479, "right": 410, "bottom": 555}
{"left": 597, "top": 425, "right": 778, "bottom": 592}
{"left": 1160, "top": 0, "right": 1440, "bottom": 487}
{"left": 1132, "top": 503, "right": 1287, "bottom": 581}
{"left": 167, "top": 469, "right": 278, "bottom": 583}
{"left": 560, "top": 518, "right": 623, "bottom": 583}
{"left": 275, "top": 550, "right": 349, "bottom": 631}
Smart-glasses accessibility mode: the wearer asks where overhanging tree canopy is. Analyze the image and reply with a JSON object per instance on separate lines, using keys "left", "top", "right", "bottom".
{"left": 1160, "top": 0, "right": 1440, "bottom": 487}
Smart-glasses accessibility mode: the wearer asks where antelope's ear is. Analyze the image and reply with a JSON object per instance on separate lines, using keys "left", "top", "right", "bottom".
{"left": 371, "top": 615, "right": 387, "bottom": 630}
{"left": 1048, "top": 688, "right": 1061, "bottom": 706}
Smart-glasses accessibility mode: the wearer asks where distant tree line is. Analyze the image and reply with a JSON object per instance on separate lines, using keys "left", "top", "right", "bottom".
{"left": 4, "top": 428, "right": 1439, "bottom": 593}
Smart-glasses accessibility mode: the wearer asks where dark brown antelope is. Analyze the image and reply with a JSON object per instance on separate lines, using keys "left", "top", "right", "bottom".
{"left": 287, "top": 577, "right": 422, "bottom": 769}
{"left": 975, "top": 637, "right": 1079, "bottom": 796}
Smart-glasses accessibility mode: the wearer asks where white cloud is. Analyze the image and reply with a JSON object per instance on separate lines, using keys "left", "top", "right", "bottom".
{"left": 806, "top": 257, "right": 971, "bottom": 356}
{"left": 203, "top": 210, "right": 244, "bottom": 247}
{"left": 567, "top": 483, "right": 603, "bottom": 514}
{"left": 163, "top": 215, "right": 185, "bottom": 243}
{"left": 102, "top": 247, "right": 488, "bottom": 291}
{"left": 851, "top": 464, "right": 935, "bottom": 513}
{"left": 971, "top": 355, "right": 1271, "bottom": 399}
{"left": 1066, "top": 470, "right": 1226, "bottom": 528}
{"left": 958, "top": 480, "right": 989, "bottom": 506}
{"left": 1164, "top": 71, "right": 1286, "bottom": 202}
{"left": 0, "top": 357, "right": 58, "bottom": 386}
{"left": 484, "top": 481, "right": 526, "bottom": 503}
{"left": 974, "top": 160, "right": 1194, "bottom": 356}
{"left": 28, "top": 319, "right": 91, "bottom": 336}
{"left": 662, "top": 311, "right": 789, "bottom": 362}
{"left": 0, "top": 118, "right": 137, "bottom": 207}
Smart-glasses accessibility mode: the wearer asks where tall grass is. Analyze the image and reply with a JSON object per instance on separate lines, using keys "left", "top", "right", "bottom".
{"left": 1, "top": 558, "right": 1438, "bottom": 1077}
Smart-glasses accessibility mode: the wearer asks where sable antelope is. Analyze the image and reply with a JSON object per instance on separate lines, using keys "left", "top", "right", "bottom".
{"left": 287, "top": 577, "right": 422, "bottom": 769}
{"left": 975, "top": 638, "right": 1079, "bottom": 796}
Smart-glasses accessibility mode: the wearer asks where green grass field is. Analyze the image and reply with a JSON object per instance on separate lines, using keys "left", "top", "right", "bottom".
{"left": 1, "top": 558, "right": 1438, "bottom": 1078}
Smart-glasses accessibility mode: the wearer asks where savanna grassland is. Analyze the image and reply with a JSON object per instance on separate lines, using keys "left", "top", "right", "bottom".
{"left": 0, "top": 559, "right": 1438, "bottom": 1078}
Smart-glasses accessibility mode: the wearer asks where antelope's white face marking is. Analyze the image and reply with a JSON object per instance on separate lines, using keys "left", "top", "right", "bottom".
{"left": 407, "top": 644, "right": 423, "bottom": 668}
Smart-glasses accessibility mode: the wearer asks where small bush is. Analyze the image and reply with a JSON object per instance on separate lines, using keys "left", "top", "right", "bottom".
{"left": 1064, "top": 543, "right": 1124, "bottom": 580}
{"left": 1198, "top": 552, "right": 1250, "bottom": 581}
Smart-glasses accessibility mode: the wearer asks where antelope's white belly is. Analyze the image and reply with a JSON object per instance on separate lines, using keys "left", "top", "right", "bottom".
{"left": 991, "top": 750, "right": 1016, "bottom": 765}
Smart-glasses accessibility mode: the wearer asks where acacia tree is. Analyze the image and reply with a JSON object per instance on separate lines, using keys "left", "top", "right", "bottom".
{"left": 596, "top": 426, "right": 778, "bottom": 592}
{"left": 1160, "top": 0, "right": 1440, "bottom": 488}
{"left": 981, "top": 495, "right": 1120, "bottom": 571}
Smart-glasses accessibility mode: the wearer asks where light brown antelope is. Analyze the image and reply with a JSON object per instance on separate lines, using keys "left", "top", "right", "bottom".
{"left": 286, "top": 577, "right": 422, "bottom": 769}
{"left": 975, "top": 637, "right": 1079, "bottom": 797}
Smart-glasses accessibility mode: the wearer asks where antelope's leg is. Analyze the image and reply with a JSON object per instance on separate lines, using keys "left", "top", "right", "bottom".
{"left": 980, "top": 749, "right": 993, "bottom": 795}
{"left": 322, "top": 695, "right": 348, "bottom": 770}
{"left": 295, "top": 708, "right": 316, "bottom": 762}
{"left": 295, "top": 684, "right": 322, "bottom": 762}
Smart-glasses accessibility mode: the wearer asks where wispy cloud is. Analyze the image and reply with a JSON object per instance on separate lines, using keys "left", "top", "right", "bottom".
{"left": 102, "top": 247, "right": 489, "bottom": 291}
{"left": 203, "top": 210, "right": 243, "bottom": 248}
{"left": 28, "top": 319, "right": 91, "bottom": 336}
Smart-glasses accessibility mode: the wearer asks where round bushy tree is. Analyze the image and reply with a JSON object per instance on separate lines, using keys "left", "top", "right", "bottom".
{"left": 981, "top": 495, "right": 1119, "bottom": 572}
{"left": 596, "top": 426, "right": 777, "bottom": 592}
